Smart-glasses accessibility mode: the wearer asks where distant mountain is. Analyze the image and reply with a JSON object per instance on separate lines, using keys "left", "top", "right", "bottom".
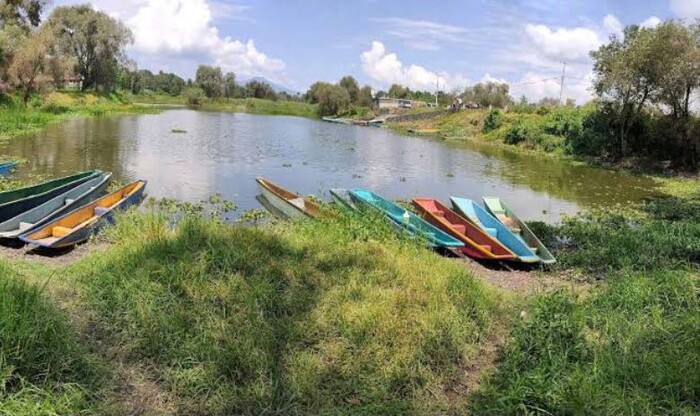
{"left": 239, "top": 76, "right": 300, "bottom": 96}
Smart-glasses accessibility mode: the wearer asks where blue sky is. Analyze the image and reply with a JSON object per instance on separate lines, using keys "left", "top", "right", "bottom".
{"left": 53, "top": 0, "right": 700, "bottom": 102}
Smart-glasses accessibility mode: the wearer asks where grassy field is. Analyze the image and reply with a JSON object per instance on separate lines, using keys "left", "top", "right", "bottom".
{"left": 133, "top": 94, "right": 319, "bottom": 118}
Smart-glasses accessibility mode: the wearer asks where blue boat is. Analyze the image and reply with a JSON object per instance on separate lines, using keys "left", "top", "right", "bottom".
{"left": 0, "top": 162, "right": 17, "bottom": 176}
{"left": 350, "top": 189, "right": 464, "bottom": 248}
{"left": 450, "top": 197, "right": 540, "bottom": 263}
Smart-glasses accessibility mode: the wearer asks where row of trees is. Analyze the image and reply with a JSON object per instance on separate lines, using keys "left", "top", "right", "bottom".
{"left": 589, "top": 20, "right": 700, "bottom": 168}
{"left": 305, "top": 76, "right": 373, "bottom": 116}
{"left": 0, "top": 2, "right": 133, "bottom": 104}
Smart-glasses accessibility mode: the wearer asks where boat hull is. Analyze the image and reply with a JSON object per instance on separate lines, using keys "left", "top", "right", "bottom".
{"left": 0, "top": 162, "right": 17, "bottom": 176}
{"left": 483, "top": 197, "right": 556, "bottom": 264}
{"left": 451, "top": 197, "right": 540, "bottom": 263}
{"left": 412, "top": 198, "right": 515, "bottom": 260}
{"left": 0, "top": 171, "right": 101, "bottom": 223}
{"left": 329, "top": 188, "right": 357, "bottom": 211}
{"left": 19, "top": 180, "right": 147, "bottom": 249}
{"left": 0, "top": 173, "right": 112, "bottom": 239}
{"left": 255, "top": 177, "right": 321, "bottom": 220}
{"left": 350, "top": 189, "right": 464, "bottom": 248}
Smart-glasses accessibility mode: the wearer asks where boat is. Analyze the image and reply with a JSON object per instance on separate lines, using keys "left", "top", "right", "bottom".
{"left": 19, "top": 180, "right": 147, "bottom": 249}
{"left": 0, "top": 172, "right": 112, "bottom": 239}
{"left": 321, "top": 116, "right": 352, "bottom": 125}
{"left": 0, "top": 170, "right": 101, "bottom": 223}
{"left": 329, "top": 188, "right": 358, "bottom": 211}
{"left": 482, "top": 197, "right": 556, "bottom": 264}
{"left": 255, "top": 177, "right": 321, "bottom": 219}
{"left": 0, "top": 161, "right": 17, "bottom": 175}
{"left": 412, "top": 198, "right": 516, "bottom": 260}
{"left": 450, "top": 197, "right": 540, "bottom": 263}
{"left": 350, "top": 189, "right": 464, "bottom": 248}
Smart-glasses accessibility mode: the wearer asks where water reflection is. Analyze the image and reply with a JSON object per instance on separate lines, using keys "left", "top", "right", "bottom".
{"left": 0, "top": 109, "right": 662, "bottom": 222}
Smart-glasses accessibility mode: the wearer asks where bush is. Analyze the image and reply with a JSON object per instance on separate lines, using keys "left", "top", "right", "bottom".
{"left": 40, "top": 92, "right": 75, "bottom": 114}
{"left": 482, "top": 109, "right": 502, "bottom": 133}
{"left": 504, "top": 119, "right": 529, "bottom": 145}
{"left": 184, "top": 86, "right": 207, "bottom": 106}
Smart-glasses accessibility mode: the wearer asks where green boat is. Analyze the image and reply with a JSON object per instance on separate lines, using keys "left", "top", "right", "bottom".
{"left": 350, "top": 189, "right": 464, "bottom": 249}
{"left": 482, "top": 197, "right": 556, "bottom": 264}
{"left": 0, "top": 170, "right": 101, "bottom": 223}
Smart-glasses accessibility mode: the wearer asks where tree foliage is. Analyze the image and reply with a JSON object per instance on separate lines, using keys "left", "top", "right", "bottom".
{"left": 245, "top": 79, "right": 277, "bottom": 100}
{"left": 0, "top": 0, "right": 47, "bottom": 29}
{"left": 223, "top": 72, "right": 236, "bottom": 98}
{"left": 388, "top": 83, "right": 410, "bottom": 99}
{"left": 339, "top": 75, "right": 359, "bottom": 103}
{"left": 46, "top": 5, "right": 133, "bottom": 92}
{"left": 195, "top": 65, "right": 223, "bottom": 99}
{"left": 461, "top": 81, "right": 511, "bottom": 108}
{"left": 7, "top": 26, "right": 53, "bottom": 104}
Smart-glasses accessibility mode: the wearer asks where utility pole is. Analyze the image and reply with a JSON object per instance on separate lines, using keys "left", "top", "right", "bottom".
{"left": 435, "top": 76, "right": 439, "bottom": 107}
{"left": 559, "top": 61, "right": 567, "bottom": 106}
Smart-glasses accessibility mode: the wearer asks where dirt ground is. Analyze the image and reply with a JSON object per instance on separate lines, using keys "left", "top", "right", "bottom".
{"left": 0, "top": 239, "right": 108, "bottom": 266}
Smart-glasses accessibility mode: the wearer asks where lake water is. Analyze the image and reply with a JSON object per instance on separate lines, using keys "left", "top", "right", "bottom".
{"left": 1, "top": 109, "right": 663, "bottom": 222}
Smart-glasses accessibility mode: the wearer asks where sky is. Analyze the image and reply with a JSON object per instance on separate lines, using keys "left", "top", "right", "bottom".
{"left": 51, "top": 0, "right": 700, "bottom": 103}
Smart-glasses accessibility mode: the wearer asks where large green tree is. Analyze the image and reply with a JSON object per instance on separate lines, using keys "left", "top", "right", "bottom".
{"left": 388, "top": 83, "right": 410, "bottom": 99}
{"left": 46, "top": 5, "right": 133, "bottom": 91}
{"left": 0, "top": 0, "right": 47, "bottom": 29}
{"left": 223, "top": 72, "right": 236, "bottom": 98}
{"left": 245, "top": 79, "right": 276, "bottom": 100}
{"left": 339, "top": 75, "right": 359, "bottom": 103}
{"left": 195, "top": 65, "right": 223, "bottom": 98}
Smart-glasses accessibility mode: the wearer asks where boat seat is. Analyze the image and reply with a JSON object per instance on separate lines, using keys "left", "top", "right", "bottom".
{"left": 484, "top": 227, "right": 498, "bottom": 238}
{"left": 529, "top": 246, "right": 539, "bottom": 254}
{"left": 52, "top": 226, "right": 72, "bottom": 237}
{"left": 94, "top": 206, "right": 110, "bottom": 216}
{"left": 480, "top": 244, "right": 492, "bottom": 252}
{"left": 18, "top": 222, "right": 33, "bottom": 231}
{"left": 64, "top": 198, "right": 74, "bottom": 206}
{"left": 511, "top": 227, "right": 522, "bottom": 234}
{"left": 435, "top": 210, "right": 445, "bottom": 217}
{"left": 452, "top": 224, "right": 466, "bottom": 234}
{"left": 288, "top": 198, "right": 306, "bottom": 210}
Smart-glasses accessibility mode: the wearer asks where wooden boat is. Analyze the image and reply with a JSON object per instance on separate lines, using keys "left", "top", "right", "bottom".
{"left": 0, "top": 170, "right": 101, "bottom": 223}
{"left": 0, "top": 173, "right": 112, "bottom": 239}
{"left": 256, "top": 177, "right": 321, "bottom": 219}
{"left": 0, "top": 161, "right": 17, "bottom": 175}
{"left": 482, "top": 197, "right": 556, "bottom": 264}
{"left": 350, "top": 189, "right": 464, "bottom": 248}
{"left": 450, "top": 197, "right": 540, "bottom": 263}
{"left": 19, "top": 180, "right": 147, "bottom": 248}
{"left": 329, "top": 188, "right": 358, "bottom": 211}
{"left": 412, "top": 198, "right": 516, "bottom": 260}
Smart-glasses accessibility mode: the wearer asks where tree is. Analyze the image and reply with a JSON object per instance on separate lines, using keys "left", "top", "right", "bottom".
{"left": 195, "top": 65, "right": 223, "bottom": 98}
{"left": 1, "top": 0, "right": 48, "bottom": 29}
{"left": 339, "top": 75, "right": 359, "bottom": 103}
{"left": 388, "top": 83, "right": 410, "bottom": 99}
{"left": 315, "top": 83, "right": 350, "bottom": 116}
{"left": 590, "top": 25, "right": 660, "bottom": 158}
{"left": 46, "top": 5, "right": 133, "bottom": 91}
{"left": 461, "top": 82, "right": 511, "bottom": 108}
{"left": 184, "top": 86, "right": 206, "bottom": 105}
{"left": 223, "top": 72, "right": 236, "bottom": 98}
{"left": 8, "top": 27, "right": 53, "bottom": 105}
{"left": 245, "top": 80, "right": 277, "bottom": 100}
{"left": 358, "top": 85, "right": 373, "bottom": 107}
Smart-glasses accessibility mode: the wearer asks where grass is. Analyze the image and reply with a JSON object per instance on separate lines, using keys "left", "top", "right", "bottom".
{"left": 472, "top": 193, "right": 700, "bottom": 415}
{"left": 0, "top": 91, "right": 157, "bottom": 140}
{"left": 0, "top": 261, "right": 98, "bottom": 415}
{"left": 200, "top": 98, "right": 318, "bottom": 118}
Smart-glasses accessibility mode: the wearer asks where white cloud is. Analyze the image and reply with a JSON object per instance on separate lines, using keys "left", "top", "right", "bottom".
{"left": 369, "top": 17, "right": 469, "bottom": 50}
{"left": 360, "top": 41, "right": 469, "bottom": 90}
{"left": 509, "top": 71, "right": 593, "bottom": 104}
{"left": 603, "top": 14, "right": 623, "bottom": 37}
{"left": 640, "top": 16, "right": 661, "bottom": 28}
{"left": 525, "top": 24, "right": 602, "bottom": 62}
{"left": 80, "top": 0, "right": 285, "bottom": 80}
{"left": 670, "top": 0, "right": 700, "bottom": 18}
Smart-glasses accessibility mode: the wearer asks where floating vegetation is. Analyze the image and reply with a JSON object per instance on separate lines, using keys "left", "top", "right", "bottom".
{"left": 171, "top": 128, "right": 187, "bottom": 133}
{"left": 283, "top": 163, "right": 292, "bottom": 168}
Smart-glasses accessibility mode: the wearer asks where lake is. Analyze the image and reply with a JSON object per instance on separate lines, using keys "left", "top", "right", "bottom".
{"left": 1, "top": 109, "right": 662, "bottom": 222}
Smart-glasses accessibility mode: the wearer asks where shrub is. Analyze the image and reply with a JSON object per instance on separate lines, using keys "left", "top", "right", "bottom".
{"left": 40, "top": 92, "right": 75, "bottom": 114}
{"left": 482, "top": 109, "right": 502, "bottom": 133}
{"left": 184, "top": 86, "right": 207, "bottom": 106}
{"left": 504, "top": 119, "right": 529, "bottom": 145}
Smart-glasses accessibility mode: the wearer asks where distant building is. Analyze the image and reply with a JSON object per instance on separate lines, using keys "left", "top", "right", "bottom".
{"left": 62, "top": 75, "right": 83, "bottom": 90}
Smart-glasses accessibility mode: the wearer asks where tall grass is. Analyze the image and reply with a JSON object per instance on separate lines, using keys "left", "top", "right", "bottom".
{"left": 471, "top": 194, "right": 700, "bottom": 415}
{"left": 0, "top": 261, "right": 96, "bottom": 415}
{"left": 71, "top": 209, "right": 502, "bottom": 415}
{"left": 201, "top": 98, "right": 318, "bottom": 118}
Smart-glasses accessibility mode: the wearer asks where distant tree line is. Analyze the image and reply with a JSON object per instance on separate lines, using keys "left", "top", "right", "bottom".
{"left": 304, "top": 76, "right": 373, "bottom": 116}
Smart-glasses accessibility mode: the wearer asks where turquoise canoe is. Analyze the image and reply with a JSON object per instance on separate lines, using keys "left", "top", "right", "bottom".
{"left": 450, "top": 197, "right": 540, "bottom": 263}
{"left": 350, "top": 189, "right": 464, "bottom": 248}
{"left": 482, "top": 197, "right": 556, "bottom": 264}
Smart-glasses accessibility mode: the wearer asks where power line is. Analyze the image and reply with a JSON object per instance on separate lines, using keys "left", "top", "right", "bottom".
{"left": 559, "top": 61, "right": 567, "bottom": 106}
